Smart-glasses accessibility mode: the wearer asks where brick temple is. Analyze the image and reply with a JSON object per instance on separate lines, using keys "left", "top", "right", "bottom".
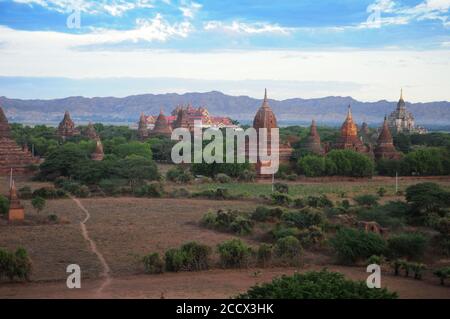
{"left": 374, "top": 117, "right": 402, "bottom": 160}
{"left": 0, "top": 106, "right": 40, "bottom": 175}
{"left": 301, "top": 120, "right": 325, "bottom": 155}
{"left": 57, "top": 111, "right": 80, "bottom": 140}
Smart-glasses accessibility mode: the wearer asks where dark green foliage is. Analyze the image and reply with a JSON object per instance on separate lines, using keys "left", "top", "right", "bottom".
{"left": 297, "top": 226, "right": 325, "bottom": 247}
{"left": 0, "top": 247, "right": 32, "bottom": 281}
{"left": 217, "top": 239, "right": 251, "bottom": 268}
{"left": 251, "top": 206, "right": 284, "bottom": 222}
{"left": 353, "top": 194, "right": 380, "bottom": 208}
{"left": 31, "top": 196, "right": 46, "bottom": 213}
{"left": 281, "top": 208, "right": 325, "bottom": 228}
{"left": 434, "top": 267, "right": 450, "bottom": 285}
{"left": 200, "top": 210, "right": 254, "bottom": 235}
{"left": 143, "top": 253, "right": 164, "bottom": 274}
{"left": 164, "top": 242, "right": 211, "bottom": 272}
{"left": 238, "top": 169, "right": 256, "bottom": 182}
{"left": 387, "top": 233, "right": 428, "bottom": 260}
{"left": 0, "top": 195, "right": 9, "bottom": 215}
{"left": 147, "top": 137, "right": 175, "bottom": 162}
{"left": 192, "top": 161, "right": 251, "bottom": 178}
{"left": 111, "top": 141, "right": 152, "bottom": 159}
{"left": 133, "top": 182, "right": 164, "bottom": 198}
{"left": 193, "top": 188, "right": 233, "bottom": 200}
{"left": 405, "top": 183, "right": 450, "bottom": 221}
{"left": 274, "top": 236, "right": 302, "bottom": 260}
{"left": 377, "top": 187, "right": 387, "bottom": 197}
{"left": 326, "top": 150, "right": 374, "bottom": 177}
{"left": 293, "top": 197, "right": 306, "bottom": 208}
{"left": 274, "top": 183, "right": 289, "bottom": 194}
{"left": 330, "top": 228, "right": 387, "bottom": 264}
{"left": 271, "top": 192, "right": 292, "bottom": 206}
{"left": 18, "top": 186, "right": 32, "bottom": 199}
{"left": 404, "top": 147, "right": 450, "bottom": 176}
{"left": 114, "top": 155, "right": 159, "bottom": 186}
{"left": 306, "top": 195, "right": 333, "bottom": 208}
{"left": 166, "top": 167, "right": 194, "bottom": 183}
{"left": 237, "top": 270, "right": 397, "bottom": 299}
{"left": 356, "top": 201, "right": 408, "bottom": 229}
{"left": 257, "top": 244, "right": 273, "bottom": 267}
{"left": 32, "top": 187, "right": 67, "bottom": 199}
{"left": 271, "top": 224, "right": 300, "bottom": 240}
{"left": 296, "top": 155, "right": 336, "bottom": 177}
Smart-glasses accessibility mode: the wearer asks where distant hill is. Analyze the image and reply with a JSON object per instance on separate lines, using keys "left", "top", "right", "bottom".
{"left": 1, "top": 91, "right": 449, "bottom": 126}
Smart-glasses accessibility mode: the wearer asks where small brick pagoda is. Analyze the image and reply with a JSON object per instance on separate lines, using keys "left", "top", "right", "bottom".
{"left": 374, "top": 117, "right": 402, "bottom": 160}
{"left": 334, "top": 106, "right": 372, "bottom": 156}
{"left": 85, "top": 122, "right": 99, "bottom": 140}
{"left": 8, "top": 180, "right": 24, "bottom": 221}
{"left": 172, "top": 108, "right": 191, "bottom": 131}
{"left": 0, "top": 106, "right": 40, "bottom": 175}
{"left": 137, "top": 112, "right": 149, "bottom": 140}
{"left": 91, "top": 139, "right": 105, "bottom": 161}
{"left": 150, "top": 109, "right": 172, "bottom": 137}
{"left": 302, "top": 119, "right": 325, "bottom": 155}
{"left": 251, "top": 89, "right": 292, "bottom": 178}
{"left": 57, "top": 111, "right": 80, "bottom": 140}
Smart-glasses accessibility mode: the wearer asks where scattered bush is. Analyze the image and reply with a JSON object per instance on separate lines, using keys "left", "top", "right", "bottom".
{"left": 434, "top": 267, "right": 450, "bottom": 285}
{"left": 133, "top": 182, "right": 164, "bottom": 198}
{"left": 274, "top": 183, "right": 289, "bottom": 194}
{"left": 31, "top": 196, "right": 46, "bottom": 213}
{"left": 215, "top": 173, "right": 232, "bottom": 184}
{"left": 274, "top": 236, "right": 302, "bottom": 262}
{"left": 330, "top": 228, "right": 387, "bottom": 264}
{"left": 0, "top": 195, "right": 9, "bottom": 215}
{"left": 356, "top": 201, "right": 408, "bottom": 229}
{"left": 32, "top": 187, "right": 66, "bottom": 199}
{"left": 200, "top": 210, "right": 254, "bottom": 235}
{"left": 306, "top": 195, "right": 333, "bottom": 208}
{"left": 143, "top": 253, "right": 164, "bottom": 274}
{"left": 297, "top": 226, "right": 325, "bottom": 247}
{"left": 293, "top": 197, "right": 306, "bottom": 209}
{"left": 405, "top": 182, "right": 450, "bottom": 222}
{"left": 164, "top": 242, "right": 211, "bottom": 272}
{"left": 18, "top": 186, "right": 32, "bottom": 199}
{"left": 166, "top": 167, "right": 194, "bottom": 183}
{"left": 217, "top": 239, "right": 251, "bottom": 268}
{"left": 281, "top": 208, "right": 325, "bottom": 228}
{"left": 193, "top": 188, "right": 233, "bottom": 200}
{"left": 237, "top": 270, "right": 397, "bottom": 299}
{"left": 354, "top": 194, "right": 380, "bottom": 208}
{"left": 377, "top": 187, "right": 387, "bottom": 197}
{"left": 271, "top": 193, "right": 292, "bottom": 206}
{"left": 251, "top": 206, "right": 283, "bottom": 222}
{"left": 0, "top": 247, "right": 32, "bottom": 281}
{"left": 238, "top": 170, "right": 256, "bottom": 182}
{"left": 387, "top": 233, "right": 428, "bottom": 260}
{"left": 257, "top": 244, "right": 273, "bottom": 267}
{"left": 271, "top": 224, "right": 300, "bottom": 240}
{"left": 366, "top": 255, "right": 384, "bottom": 266}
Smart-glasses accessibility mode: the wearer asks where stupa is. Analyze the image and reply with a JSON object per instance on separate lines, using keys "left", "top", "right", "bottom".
{"left": 172, "top": 108, "right": 191, "bottom": 131}
{"left": 8, "top": 180, "right": 24, "bottom": 221}
{"left": 85, "top": 122, "right": 99, "bottom": 140}
{"left": 91, "top": 140, "right": 104, "bottom": 161}
{"left": 301, "top": 120, "right": 324, "bottom": 155}
{"left": 0, "top": 106, "right": 40, "bottom": 175}
{"left": 374, "top": 117, "right": 402, "bottom": 160}
{"left": 57, "top": 111, "right": 80, "bottom": 140}
{"left": 151, "top": 110, "right": 172, "bottom": 137}
{"left": 137, "top": 112, "right": 149, "bottom": 140}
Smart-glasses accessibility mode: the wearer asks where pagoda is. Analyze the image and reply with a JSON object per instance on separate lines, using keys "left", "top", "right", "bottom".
{"left": 172, "top": 108, "right": 191, "bottom": 131}
{"left": 334, "top": 105, "right": 372, "bottom": 155}
{"left": 85, "top": 122, "right": 99, "bottom": 140}
{"left": 150, "top": 109, "right": 172, "bottom": 137}
{"left": 57, "top": 111, "right": 80, "bottom": 140}
{"left": 91, "top": 140, "right": 105, "bottom": 161}
{"left": 251, "top": 89, "right": 292, "bottom": 178}
{"left": 301, "top": 120, "right": 324, "bottom": 155}
{"left": 388, "top": 89, "right": 424, "bottom": 134}
{"left": 374, "top": 117, "right": 402, "bottom": 160}
{"left": 0, "top": 106, "right": 40, "bottom": 175}
{"left": 137, "top": 112, "right": 149, "bottom": 140}
{"left": 8, "top": 180, "right": 25, "bottom": 221}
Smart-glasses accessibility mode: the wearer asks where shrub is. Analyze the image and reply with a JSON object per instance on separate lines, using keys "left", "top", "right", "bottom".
{"left": 297, "top": 155, "right": 326, "bottom": 177}
{"left": 31, "top": 196, "right": 46, "bottom": 213}
{"left": 0, "top": 195, "right": 9, "bottom": 215}
{"left": 18, "top": 186, "right": 32, "bottom": 199}
{"left": 354, "top": 194, "right": 380, "bottom": 208}
{"left": 251, "top": 206, "right": 283, "bottom": 222}
{"left": 297, "top": 226, "right": 325, "bottom": 247}
{"left": 405, "top": 182, "right": 450, "bottom": 221}
{"left": 32, "top": 187, "right": 66, "bottom": 199}
{"left": 0, "top": 247, "right": 32, "bottom": 281}
{"left": 238, "top": 169, "right": 256, "bottom": 182}
{"left": 377, "top": 187, "right": 387, "bottom": 197}
{"left": 192, "top": 188, "right": 233, "bottom": 200}
{"left": 271, "top": 193, "right": 292, "bottom": 206}
{"left": 274, "top": 183, "right": 289, "bottom": 194}
{"left": 215, "top": 173, "right": 232, "bottom": 184}
{"left": 387, "top": 233, "right": 428, "bottom": 260}
{"left": 326, "top": 150, "right": 374, "bottom": 177}
{"left": 134, "top": 182, "right": 164, "bottom": 198}
{"left": 166, "top": 167, "right": 194, "bottom": 183}
{"left": 366, "top": 255, "right": 384, "bottom": 266}
{"left": 281, "top": 208, "right": 325, "bottom": 228}
{"left": 143, "top": 253, "right": 164, "bottom": 274}
{"left": 330, "top": 228, "right": 387, "bottom": 264}
{"left": 48, "top": 214, "right": 58, "bottom": 222}
{"left": 293, "top": 197, "right": 306, "bottom": 208}
{"left": 356, "top": 201, "right": 408, "bottom": 229}
{"left": 164, "top": 242, "right": 211, "bottom": 272}
{"left": 271, "top": 224, "right": 300, "bottom": 240}
{"left": 306, "top": 195, "right": 333, "bottom": 208}
{"left": 217, "top": 239, "right": 251, "bottom": 268}
{"left": 434, "top": 267, "right": 450, "bottom": 285}
{"left": 237, "top": 270, "right": 397, "bottom": 299}
{"left": 200, "top": 210, "right": 254, "bottom": 235}
{"left": 257, "top": 244, "right": 273, "bottom": 267}
{"left": 411, "top": 263, "right": 426, "bottom": 280}
{"left": 274, "top": 236, "right": 302, "bottom": 261}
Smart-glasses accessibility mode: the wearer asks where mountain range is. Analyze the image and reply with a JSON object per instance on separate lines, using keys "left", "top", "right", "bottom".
{"left": 1, "top": 91, "right": 449, "bottom": 126}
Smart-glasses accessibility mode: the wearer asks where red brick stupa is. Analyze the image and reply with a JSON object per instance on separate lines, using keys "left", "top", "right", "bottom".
{"left": 374, "top": 117, "right": 402, "bottom": 160}
{"left": 334, "top": 106, "right": 372, "bottom": 155}
{"left": 251, "top": 89, "right": 292, "bottom": 178}
{"left": 57, "top": 111, "right": 80, "bottom": 140}
{"left": 8, "top": 180, "right": 25, "bottom": 221}
{"left": 91, "top": 140, "right": 105, "bottom": 161}
{"left": 0, "top": 106, "right": 40, "bottom": 175}
{"left": 302, "top": 120, "right": 325, "bottom": 155}
{"left": 172, "top": 108, "right": 191, "bottom": 131}
{"left": 151, "top": 109, "right": 172, "bottom": 137}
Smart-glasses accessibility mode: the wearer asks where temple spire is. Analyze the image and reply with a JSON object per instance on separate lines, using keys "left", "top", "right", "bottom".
{"left": 347, "top": 105, "right": 353, "bottom": 120}
{"left": 400, "top": 88, "right": 403, "bottom": 100}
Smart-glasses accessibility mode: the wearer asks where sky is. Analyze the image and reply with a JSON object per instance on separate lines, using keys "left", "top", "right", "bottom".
{"left": 0, "top": 0, "right": 449, "bottom": 101}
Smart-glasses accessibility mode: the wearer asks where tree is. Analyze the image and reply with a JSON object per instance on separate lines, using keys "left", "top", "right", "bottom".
{"left": 113, "top": 155, "right": 159, "bottom": 187}
{"left": 297, "top": 155, "right": 325, "bottom": 177}
{"left": 405, "top": 182, "right": 450, "bottom": 220}
{"left": 0, "top": 195, "right": 9, "bottom": 215}
{"left": 31, "top": 196, "right": 46, "bottom": 214}
{"left": 404, "top": 147, "right": 447, "bottom": 176}
{"left": 237, "top": 270, "right": 397, "bottom": 299}
{"left": 326, "top": 150, "right": 374, "bottom": 177}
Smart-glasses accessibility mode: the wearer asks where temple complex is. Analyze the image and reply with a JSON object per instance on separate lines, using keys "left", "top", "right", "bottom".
{"left": 8, "top": 181, "right": 25, "bottom": 221}
{"left": 388, "top": 89, "right": 426, "bottom": 134}
{"left": 251, "top": 89, "right": 292, "bottom": 178}
{"left": 150, "top": 110, "right": 172, "bottom": 137}
{"left": 334, "top": 106, "right": 373, "bottom": 156}
{"left": 301, "top": 120, "right": 325, "bottom": 155}
{"left": 91, "top": 140, "right": 105, "bottom": 161}
{"left": 0, "top": 107, "right": 40, "bottom": 175}
{"left": 137, "top": 113, "right": 149, "bottom": 140}
{"left": 85, "top": 122, "right": 99, "bottom": 140}
{"left": 57, "top": 111, "right": 80, "bottom": 140}
{"left": 374, "top": 117, "right": 402, "bottom": 160}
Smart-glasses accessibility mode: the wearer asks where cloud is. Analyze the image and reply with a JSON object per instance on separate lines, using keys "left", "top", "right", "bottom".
{"left": 203, "top": 21, "right": 293, "bottom": 35}
{"left": 179, "top": 0, "right": 202, "bottom": 19}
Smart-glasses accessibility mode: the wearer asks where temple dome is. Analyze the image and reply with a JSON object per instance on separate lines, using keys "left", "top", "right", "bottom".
{"left": 151, "top": 110, "right": 172, "bottom": 137}
{"left": 253, "top": 89, "right": 277, "bottom": 130}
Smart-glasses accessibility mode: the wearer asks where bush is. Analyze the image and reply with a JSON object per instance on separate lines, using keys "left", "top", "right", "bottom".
{"left": 387, "top": 233, "right": 428, "bottom": 260}
{"left": 143, "top": 253, "right": 164, "bottom": 274}
{"left": 434, "top": 267, "right": 450, "bottom": 285}
{"left": 274, "top": 236, "right": 302, "bottom": 262}
{"left": 192, "top": 188, "right": 233, "bottom": 200}
{"left": 32, "top": 187, "right": 66, "bottom": 199}
{"left": 217, "top": 239, "right": 251, "bottom": 268}
{"left": 166, "top": 167, "right": 194, "bottom": 183}
{"left": 0, "top": 247, "right": 32, "bottom": 281}
{"left": 330, "top": 228, "right": 387, "bottom": 264}
{"left": 405, "top": 183, "right": 450, "bottom": 221}
{"left": 164, "top": 242, "right": 211, "bottom": 272}
{"left": 366, "top": 255, "right": 384, "bottom": 266}
{"left": 377, "top": 187, "right": 387, "bottom": 197}
{"left": 274, "top": 183, "right": 289, "bottom": 194}
{"left": 200, "top": 210, "right": 254, "bottom": 235}
{"left": 237, "top": 270, "right": 397, "bottom": 299}
{"left": 18, "top": 186, "right": 32, "bottom": 199}
{"left": 354, "top": 194, "right": 379, "bottom": 208}
{"left": 251, "top": 206, "right": 283, "bottom": 222}
{"left": 297, "top": 226, "right": 325, "bottom": 247}
{"left": 297, "top": 155, "right": 326, "bottom": 177}
{"left": 215, "top": 173, "right": 232, "bottom": 184}
{"left": 306, "top": 195, "right": 333, "bottom": 208}
{"left": 257, "top": 244, "right": 273, "bottom": 267}
{"left": 31, "top": 196, "right": 46, "bottom": 213}
{"left": 134, "top": 182, "right": 164, "bottom": 198}
{"left": 356, "top": 201, "right": 408, "bottom": 229}
{"left": 281, "top": 208, "right": 325, "bottom": 228}
{"left": 271, "top": 224, "right": 300, "bottom": 240}
{"left": 0, "top": 195, "right": 9, "bottom": 215}
{"left": 326, "top": 150, "right": 374, "bottom": 177}
{"left": 271, "top": 193, "right": 292, "bottom": 206}
{"left": 238, "top": 169, "right": 256, "bottom": 182}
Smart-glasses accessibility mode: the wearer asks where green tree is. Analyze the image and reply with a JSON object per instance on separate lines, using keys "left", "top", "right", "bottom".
{"left": 114, "top": 155, "right": 159, "bottom": 187}
{"left": 326, "top": 150, "right": 374, "bottom": 177}
{"left": 405, "top": 182, "right": 450, "bottom": 220}
{"left": 31, "top": 196, "right": 46, "bottom": 213}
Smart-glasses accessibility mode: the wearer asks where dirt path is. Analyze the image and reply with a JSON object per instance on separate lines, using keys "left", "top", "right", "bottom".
{"left": 71, "top": 196, "right": 112, "bottom": 295}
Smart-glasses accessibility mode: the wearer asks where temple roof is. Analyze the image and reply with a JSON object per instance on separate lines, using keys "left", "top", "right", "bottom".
{"left": 253, "top": 89, "right": 277, "bottom": 130}
{"left": 152, "top": 110, "right": 172, "bottom": 136}
{"left": 377, "top": 117, "right": 393, "bottom": 144}
{"left": 340, "top": 105, "right": 358, "bottom": 138}
{"left": 0, "top": 106, "right": 11, "bottom": 138}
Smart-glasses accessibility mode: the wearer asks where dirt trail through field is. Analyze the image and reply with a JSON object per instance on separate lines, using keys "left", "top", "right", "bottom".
{"left": 71, "top": 196, "right": 112, "bottom": 296}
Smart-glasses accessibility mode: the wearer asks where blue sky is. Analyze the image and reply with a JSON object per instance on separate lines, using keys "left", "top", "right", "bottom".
{"left": 0, "top": 0, "right": 449, "bottom": 101}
